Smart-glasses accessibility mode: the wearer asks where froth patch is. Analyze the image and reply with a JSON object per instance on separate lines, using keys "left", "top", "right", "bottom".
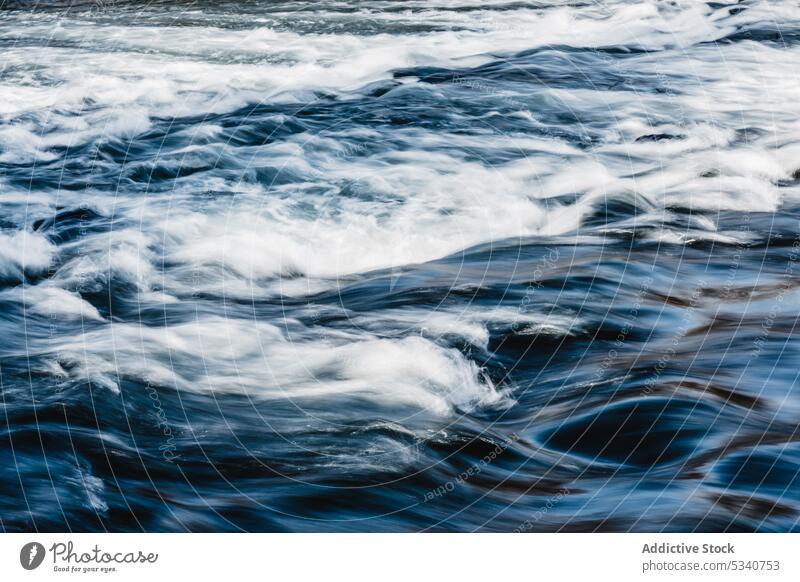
{"left": 46, "top": 318, "right": 511, "bottom": 421}
{"left": 0, "top": 231, "right": 55, "bottom": 280}
{"left": 3, "top": 285, "right": 103, "bottom": 321}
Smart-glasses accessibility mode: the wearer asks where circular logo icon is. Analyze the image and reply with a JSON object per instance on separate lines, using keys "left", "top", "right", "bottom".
{"left": 20, "top": 542, "right": 46, "bottom": 570}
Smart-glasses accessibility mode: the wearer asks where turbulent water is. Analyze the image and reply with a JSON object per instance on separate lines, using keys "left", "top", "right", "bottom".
{"left": 1, "top": 0, "right": 800, "bottom": 532}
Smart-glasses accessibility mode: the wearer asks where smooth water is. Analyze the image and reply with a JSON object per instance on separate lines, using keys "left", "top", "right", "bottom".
{"left": 1, "top": 0, "right": 800, "bottom": 532}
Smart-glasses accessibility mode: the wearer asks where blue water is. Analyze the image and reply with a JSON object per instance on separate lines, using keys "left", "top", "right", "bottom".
{"left": 1, "top": 0, "right": 800, "bottom": 532}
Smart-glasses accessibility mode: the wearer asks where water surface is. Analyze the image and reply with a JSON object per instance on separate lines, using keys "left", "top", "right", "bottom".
{"left": 1, "top": 0, "right": 800, "bottom": 532}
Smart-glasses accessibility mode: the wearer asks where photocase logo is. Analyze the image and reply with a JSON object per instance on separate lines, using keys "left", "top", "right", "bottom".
{"left": 20, "top": 542, "right": 46, "bottom": 570}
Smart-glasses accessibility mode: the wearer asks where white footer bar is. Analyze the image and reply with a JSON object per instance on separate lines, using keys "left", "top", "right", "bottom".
{"left": 1, "top": 533, "right": 796, "bottom": 581}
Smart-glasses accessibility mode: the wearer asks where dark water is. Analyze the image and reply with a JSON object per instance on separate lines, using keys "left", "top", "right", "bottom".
{"left": 1, "top": 0, "right": 800, "bottom": 532}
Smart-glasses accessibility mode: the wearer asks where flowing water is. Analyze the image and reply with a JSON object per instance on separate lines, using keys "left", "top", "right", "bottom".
{"left": 1, "top": 0, "right": 800, "bottom": 532}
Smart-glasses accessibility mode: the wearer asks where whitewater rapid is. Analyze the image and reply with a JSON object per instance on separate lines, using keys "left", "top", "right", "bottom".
{"left": 2, "top": 0, "right": 800, "bottom": 532}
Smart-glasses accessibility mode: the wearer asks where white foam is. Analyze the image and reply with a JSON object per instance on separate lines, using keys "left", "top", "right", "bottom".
{"left": 0, "top": 231, "right": 55, "bottom": 279}
{"left": 347, "top": 306, "right": 580, "bottom": 350}
{"left": 0, "top": 0, "right": 782, "bottom": 158}
{"left": 161, "top": 152, "right": 558, "bottom": 279}
{"left": 43, "top": 317, "right": 509, "bottom": 421}
{"left": 3, "top": 285, "right": 103, "bottom": 321}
